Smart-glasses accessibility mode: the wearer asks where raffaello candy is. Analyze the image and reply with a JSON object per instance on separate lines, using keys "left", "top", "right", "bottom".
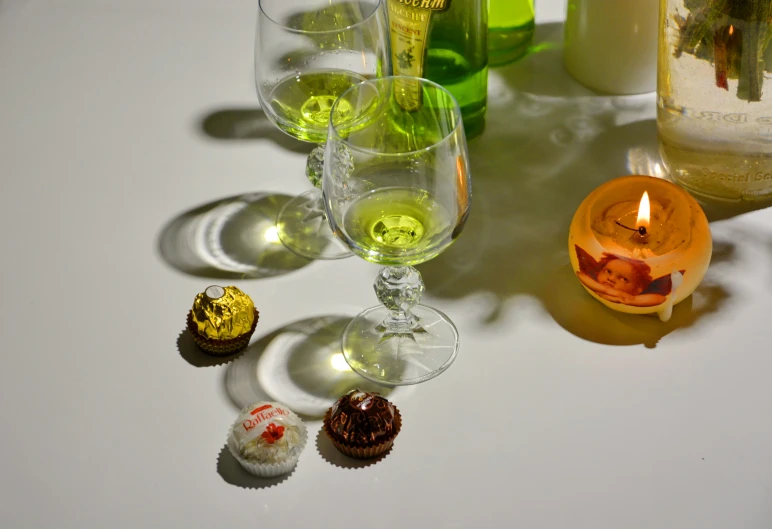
{"left": 227, "top": 401, "right": 307, "bottom": 477}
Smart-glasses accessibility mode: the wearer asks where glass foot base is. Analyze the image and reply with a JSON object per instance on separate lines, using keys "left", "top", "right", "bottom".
{"left": 342, "top": 305, "right": 459, "bottom": 386}
{"left": 276, "top": 189, "right": 351, "bottom": 260}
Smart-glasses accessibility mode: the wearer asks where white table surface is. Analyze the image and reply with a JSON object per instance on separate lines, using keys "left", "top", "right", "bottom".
{"left": 3, "top": 1, "right": 772, "bottom": 528}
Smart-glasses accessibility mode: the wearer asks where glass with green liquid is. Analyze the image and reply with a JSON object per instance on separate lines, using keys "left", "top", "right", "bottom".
{"left": 488, "top": 0, "right": 534, "bottom": 66}
{"left": 323, "top": 77, "right": 472, "bottom": 385}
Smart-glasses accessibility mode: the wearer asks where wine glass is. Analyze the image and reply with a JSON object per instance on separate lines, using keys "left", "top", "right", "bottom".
{"left": 323, "top": 77, "right": 472, "bottom": 385}
{"left": 255, "top": 0, "right": 390, "bottom": 260}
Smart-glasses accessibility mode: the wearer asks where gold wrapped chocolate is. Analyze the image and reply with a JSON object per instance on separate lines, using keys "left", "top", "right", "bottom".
{"left": 192, "top": 285, "right": 255, "bottom": 340}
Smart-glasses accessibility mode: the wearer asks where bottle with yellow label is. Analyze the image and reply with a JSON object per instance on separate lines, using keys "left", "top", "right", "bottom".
{"left": 386, "top": 0, "right": 488, "bottom": 139}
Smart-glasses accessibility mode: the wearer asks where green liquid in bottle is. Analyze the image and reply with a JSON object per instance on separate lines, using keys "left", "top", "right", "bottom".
{"left": 488, "top": 0, "right": 534, "bottom": 66}
{"left": 386, "top": 0, "right": 488, "bottom": 139}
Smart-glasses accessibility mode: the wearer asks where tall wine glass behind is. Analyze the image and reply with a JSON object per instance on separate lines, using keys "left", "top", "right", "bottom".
{"left": 323, "top": 77, "right": 472, "bottom": 385}
{"left": 255, "top": 0, "right": 390, "bottom": 259}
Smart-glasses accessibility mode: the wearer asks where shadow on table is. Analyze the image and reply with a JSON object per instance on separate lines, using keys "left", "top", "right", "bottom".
{"left": 315, "top": 428, "right": 392, "bottom": 469}
{"left": 224, "top": 315, "right": 399, "bottom": 419}
{"left": 198, "top": 108, "right": 309, "bottom": 155}
{"left": 216, "top": 444, "right": 295, "bottom": 489}
{"left": 543, "top": 266, "right": 730, "bottom": 349}
{"left": 544, "top": 235, "right": 742, "bottom": 348}
{"left": 697, "top": 196, "right": 772, "bottom": 223}
{"left": 157, "top": 192, "right": 312, "bottom": 280}
{"left": 418, "top": 22, "right": 740, "bottom": 347}
{"left": 176, "top": 329, "right": 246, "bottom": 368}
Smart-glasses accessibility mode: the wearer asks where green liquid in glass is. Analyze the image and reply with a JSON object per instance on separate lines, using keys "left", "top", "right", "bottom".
{"left": 269, "top": 69, "right": 367, "bottom": 144}
{"left": 343, "top": 187, "right": 454, "bottom": 266}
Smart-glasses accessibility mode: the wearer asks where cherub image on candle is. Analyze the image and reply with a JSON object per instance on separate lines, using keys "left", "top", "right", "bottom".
{"left": 574, "top": 245, "right": 682, "bottom": 307}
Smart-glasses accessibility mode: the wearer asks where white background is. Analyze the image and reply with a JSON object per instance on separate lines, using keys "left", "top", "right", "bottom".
{"left": 2, "top": 1, "right": 772, "bottom": 528}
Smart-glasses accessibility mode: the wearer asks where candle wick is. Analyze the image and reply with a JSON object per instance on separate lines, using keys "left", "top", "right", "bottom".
{"left": 615, "top": 220, "right": 648, "bottom": 236}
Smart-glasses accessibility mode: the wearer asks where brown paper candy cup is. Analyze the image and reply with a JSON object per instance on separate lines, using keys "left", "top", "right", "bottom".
{"left": 186, "top": 308, "right": 259, "bottom": 356}
{"left": 322, "top": 407, "right": 401, "bottom": 459}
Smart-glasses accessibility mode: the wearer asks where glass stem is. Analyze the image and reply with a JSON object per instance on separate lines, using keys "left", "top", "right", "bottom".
{"left": 306, "top": 144, "right": 326, "bottom": 189}
{"left": 305, "top": 145, "right": 330, "bottom": 223}
{"left": 374, "top": 266, "right": 425, "bottom": 335}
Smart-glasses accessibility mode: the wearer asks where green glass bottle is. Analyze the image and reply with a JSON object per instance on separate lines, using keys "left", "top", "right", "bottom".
{"left": 387, "top": 0, "right": 489, "bottom": 139}
{"left": 488, "top": 0, "right": 534, "bottom": 66}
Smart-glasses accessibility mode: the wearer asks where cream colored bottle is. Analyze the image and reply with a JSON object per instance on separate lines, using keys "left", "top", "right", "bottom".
{"left": 564, "top": 0, "right": 658, "bottom": 94}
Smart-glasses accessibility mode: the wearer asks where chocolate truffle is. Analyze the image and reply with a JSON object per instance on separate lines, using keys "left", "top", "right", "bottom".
{"left": 323, "top": 390, "right": 401, "bottom": 459}
{"left": 186, "top": 285, "right": 258, "bottom": 356}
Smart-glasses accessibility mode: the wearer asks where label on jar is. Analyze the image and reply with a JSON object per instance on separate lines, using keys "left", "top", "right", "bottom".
{"left": 659, "top": 97, "right": 772, "bottom": 128}
{"left": 387, "top": 0, "right": 450, "bottom": 111}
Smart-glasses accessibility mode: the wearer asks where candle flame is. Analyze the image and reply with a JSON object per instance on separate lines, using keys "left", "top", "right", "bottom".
{"left": 636, "top": 191, "right": 650, "bottom": 229}
{"left": 729, "top": 25, "right": 734, "bottom": 36}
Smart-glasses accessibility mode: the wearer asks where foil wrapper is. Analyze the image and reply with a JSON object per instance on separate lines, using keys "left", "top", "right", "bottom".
{"left": 327, "top": 390, "right": 397, "bottom": 445}
{"left": 230, "top": 402, "right": 306, "bottom": 466}
{"left": 191, "top": 285, "right": 255, "bottom": 340}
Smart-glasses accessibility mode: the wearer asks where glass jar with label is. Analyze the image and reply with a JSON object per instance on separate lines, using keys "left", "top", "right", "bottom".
{"left": 658, "top": 0, "right": 772, "bottom": 201}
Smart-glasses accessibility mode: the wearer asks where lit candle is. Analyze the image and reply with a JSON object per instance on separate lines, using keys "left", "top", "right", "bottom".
{"left": 637, "top": 191, "right": 649, "bottom": 230}
{"left": 568, "top": 175, "right": 712, "bottom": 322}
